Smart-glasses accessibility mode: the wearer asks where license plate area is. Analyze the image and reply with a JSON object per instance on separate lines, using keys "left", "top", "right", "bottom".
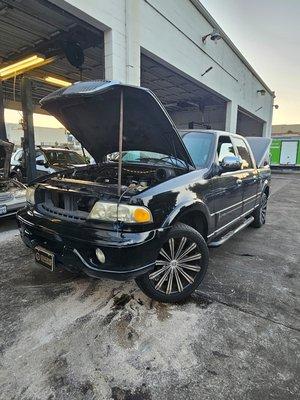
{"left": 34, "top": 246, "right": 55, "bottom": 271}
{"left": 0, "top": 205, "right": 7, "bottom": 215}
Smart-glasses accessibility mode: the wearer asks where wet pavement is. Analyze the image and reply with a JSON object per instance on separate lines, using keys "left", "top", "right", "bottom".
{"left": 0, "top": 173, "right": 299, "bottom": 400}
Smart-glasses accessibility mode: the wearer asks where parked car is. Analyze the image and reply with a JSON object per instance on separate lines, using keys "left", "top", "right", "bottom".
{"left": 11, "top": 146, "right": 88, "bottom": 180}
{"left": 0, "top": 139, "right": 26, "bottom": 218}
{"left": 17, "top": 81, "right": 271, "bottom": 302}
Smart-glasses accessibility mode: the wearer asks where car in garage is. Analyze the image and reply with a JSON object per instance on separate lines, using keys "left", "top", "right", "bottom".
{"left": 10, "top": 146, "right": 88, "bottom": 181}
{"left": 0, "top": 139, "right": 26, "bottom": 218}
{"left": 17, "top": 81, "right": 271, "bottom": 302}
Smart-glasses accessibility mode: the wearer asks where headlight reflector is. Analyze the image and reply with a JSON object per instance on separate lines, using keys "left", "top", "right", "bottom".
{"left": 26, "top": 187, "right": 35, "bottom": 205}
{"left": 14, "top": 189, "right": 26, "bottom": 199}
{"left": 88, "top": 202, "right": 152, "bottom": 223}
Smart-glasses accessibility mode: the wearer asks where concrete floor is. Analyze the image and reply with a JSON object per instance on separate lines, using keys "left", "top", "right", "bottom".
{"left": 0, "top": 174, "right": 299, "bottom": 400}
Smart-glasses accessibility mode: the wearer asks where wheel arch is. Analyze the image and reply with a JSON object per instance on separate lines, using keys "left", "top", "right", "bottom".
{"left": 264, "top": 185, "right": 270, "bottom": 197}
{"left": 162, "top": 201, "right": 210, "bottom": 240}
{"left": 261, "top": 179, "right": 270, "bottom": 198}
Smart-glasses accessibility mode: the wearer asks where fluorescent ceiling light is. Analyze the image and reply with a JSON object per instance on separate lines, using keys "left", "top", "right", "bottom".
{"left": 44, "top": 76, "right": 72, "bottom": 87}
{"left": 0, "top": 55, "right": 48, "bottom": 80}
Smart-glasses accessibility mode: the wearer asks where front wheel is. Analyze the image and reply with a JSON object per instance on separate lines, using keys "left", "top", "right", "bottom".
{"left": 135, "top": 223, "right": 209, "bottom": 303}
{"left": 251, "top": 192, "right": 268, "bottom": 228}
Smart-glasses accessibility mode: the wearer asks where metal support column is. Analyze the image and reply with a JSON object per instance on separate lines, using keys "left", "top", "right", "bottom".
{"left": 0, "top": 79, "right": 7, "bottom": 141}
{"left": 21, "top": 77, "right": 36, "bottom": 183}
{"left": 117, "top": 89, "right": 124, "bottom": 196}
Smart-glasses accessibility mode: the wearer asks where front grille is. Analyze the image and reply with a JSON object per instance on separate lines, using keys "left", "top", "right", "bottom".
{"left": 36, "top": 188, "right": 98, "bottom": 222}
{"left": 0, "top": 192, "right": 13, "bottom": 202}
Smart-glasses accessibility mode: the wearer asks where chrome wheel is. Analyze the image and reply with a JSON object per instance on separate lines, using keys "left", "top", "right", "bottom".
{"left": 149, "top": 237, "right": 202, "bottom": 294}
{"left": 260, "top": 195, "right": 267, "bottom": 224}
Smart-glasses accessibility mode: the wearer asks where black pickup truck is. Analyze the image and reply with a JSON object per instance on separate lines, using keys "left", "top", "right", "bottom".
{"left": 17, "top": 81, "right": 271, "bottom": 303}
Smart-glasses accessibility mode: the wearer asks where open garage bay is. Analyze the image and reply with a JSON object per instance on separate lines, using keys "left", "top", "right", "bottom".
{"left": 0, "top": 173, "right": 299, "bottom": 400}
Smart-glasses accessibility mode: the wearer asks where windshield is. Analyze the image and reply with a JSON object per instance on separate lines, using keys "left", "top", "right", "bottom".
{"left": 44, "top": 150, "right": 85, "bottom": 165}
{"left": 107, "top": 151, "right": 187, "bottom": 168}
{"left": 182, "top": 132, "right": 214, "bottom": 168}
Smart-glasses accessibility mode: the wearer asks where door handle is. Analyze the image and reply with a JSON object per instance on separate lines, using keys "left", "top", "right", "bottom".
{"left": 236, "top": 179, "right": 242, "bottom": 185}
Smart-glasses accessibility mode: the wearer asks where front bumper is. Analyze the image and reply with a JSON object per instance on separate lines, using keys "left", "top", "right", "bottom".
{"left": 17, "top": 208, "right": 169, "bottom": 280}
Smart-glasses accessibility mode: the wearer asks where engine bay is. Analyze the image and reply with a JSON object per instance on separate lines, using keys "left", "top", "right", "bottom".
{"left": 52, "top": 162, "right": 184, "bottom": 195}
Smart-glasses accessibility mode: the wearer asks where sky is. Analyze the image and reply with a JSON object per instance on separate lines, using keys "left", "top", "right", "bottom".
{"left": 4, "top": 0, "right": 299, "bottom": 127}
{"left": 200, "top": 0, "right": 300, "bottom": 125}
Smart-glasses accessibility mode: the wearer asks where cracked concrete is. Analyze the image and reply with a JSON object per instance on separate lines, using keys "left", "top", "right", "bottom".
{"left": 0, "top": 173, "right": 299, "bottom": 399}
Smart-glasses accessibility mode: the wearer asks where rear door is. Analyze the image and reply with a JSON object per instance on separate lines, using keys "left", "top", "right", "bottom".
{"left": 213, "top": 136, "right": 244, "bottom": 230}
{"left": 231, "top": 136, "right": 259, "bottom": 214}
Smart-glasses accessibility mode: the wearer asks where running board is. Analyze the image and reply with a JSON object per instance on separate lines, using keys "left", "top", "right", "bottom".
{"left": 209, "top": 216, "right": 254, "bottom": 248}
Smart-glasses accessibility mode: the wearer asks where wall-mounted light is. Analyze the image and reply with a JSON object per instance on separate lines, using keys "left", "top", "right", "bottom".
{"left": 257, "top": 89, "right": 266, "bottom": 96}
{"left": 44, "top": 76, "right": 72, "bottom": 87}
{"left": 0, "top": 55, "right": 52, "bottom": 80}
{"left": 202, "top": 29, "right": 222, "bottom": 44}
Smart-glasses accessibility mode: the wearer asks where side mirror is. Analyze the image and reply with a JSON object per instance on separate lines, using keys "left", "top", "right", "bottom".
{"left": 220, "top": 156, "right": 241, "bottom": 173}
{"left": 36, "top": 159, "right": 48, "bottom": 167}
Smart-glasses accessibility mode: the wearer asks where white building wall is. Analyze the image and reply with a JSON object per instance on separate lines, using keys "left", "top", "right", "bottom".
{"left": 50, "top": 0, "right": 274, "bottom": 136}
{"left": 5, "top": 123, "right": 67, "bottom": 147}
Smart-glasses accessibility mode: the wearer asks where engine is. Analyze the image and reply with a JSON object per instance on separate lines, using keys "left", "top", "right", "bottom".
{"left": 68, "top": 163, "right": 179, "bottom": 193}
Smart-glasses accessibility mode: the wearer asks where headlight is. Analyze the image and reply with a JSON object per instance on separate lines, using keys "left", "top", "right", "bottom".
{"left": 26, "top": 187, "right": 35, "bottom": 205}
{"left": 14, "top": 189, "right": 26, "bottom": 199}
{"left": 87, "top": 202, "right": 153, "bottom": 223}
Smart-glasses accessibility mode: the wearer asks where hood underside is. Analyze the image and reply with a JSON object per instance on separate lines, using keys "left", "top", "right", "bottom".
{"left": 246, "top": 137, "right": 271, "bottom": 167}
{"left": 0, "top": 139, "right": 14, "bottom": 184}
{"left": 40, "top": 81, "right": 194, "bottom": 167}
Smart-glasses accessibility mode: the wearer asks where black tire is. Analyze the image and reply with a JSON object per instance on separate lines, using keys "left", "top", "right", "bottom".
{"left": 251, "top": 192, "right": 268, "bottom": 228}
{"left": 135, "top": 222, "right": 209, "bottom": 303}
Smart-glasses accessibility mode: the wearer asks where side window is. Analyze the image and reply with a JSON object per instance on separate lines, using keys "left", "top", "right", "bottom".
{"left": 232, "top": 138, "right": 254, "bottom": 169}
{"left": 217, "top": 136, "right": 236, "bottom": 162}
{"left": 16, "top": 150, "right": 24, "bottom": 161}
{"left": 35, "top": 150, "right": 46, "bottom": 162}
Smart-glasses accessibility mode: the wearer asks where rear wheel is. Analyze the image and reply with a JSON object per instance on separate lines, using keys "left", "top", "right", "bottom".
{"left": 251, "top": 192, "right": 268, "bottom": 228}
{"left": 135, "top": 223, "right": 209, "bottom": 303}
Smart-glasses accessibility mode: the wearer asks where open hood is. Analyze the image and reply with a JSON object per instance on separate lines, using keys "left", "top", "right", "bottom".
{"left": 40, "top": 81, "right": 194, "bottom": 167}
{"left": 0, "top": 139, "right": 14, "bottom": 183}
{"left": 246, "top": 137, "right": 271, "bottom": 167}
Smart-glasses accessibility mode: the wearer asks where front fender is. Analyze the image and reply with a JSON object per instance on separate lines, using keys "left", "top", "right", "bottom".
{"left": 161, "top": 199, "right": 211, "bottom": 229}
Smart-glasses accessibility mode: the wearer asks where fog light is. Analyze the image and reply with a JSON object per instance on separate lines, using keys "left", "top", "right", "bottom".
{"left": 95, "top": 248, "right": 105, "bottom": 264}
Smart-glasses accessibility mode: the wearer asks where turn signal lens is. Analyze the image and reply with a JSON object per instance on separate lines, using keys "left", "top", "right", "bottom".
{"left": 133, "top": 207, "right": 152, "bottom": 223}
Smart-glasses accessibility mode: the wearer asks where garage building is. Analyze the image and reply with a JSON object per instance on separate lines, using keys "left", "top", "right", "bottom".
{"left": 0, "top": 0, "right": 274, "bottom": 151}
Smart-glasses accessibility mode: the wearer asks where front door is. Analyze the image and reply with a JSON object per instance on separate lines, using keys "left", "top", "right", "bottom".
{"left": 213, "top": 136, "right": 244, "bottom": 231}
{"left": 231, "top": 136, "right": 259, "bottom": 214}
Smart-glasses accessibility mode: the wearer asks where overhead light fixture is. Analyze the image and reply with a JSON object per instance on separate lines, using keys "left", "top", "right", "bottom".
{"left": 0, "top": 55, "right": 49, "bottom": 80}
{"left": 257, "top": 89, "right": 266, "bottom": 96}
{"left": 202, "top": 29, "right": 222, "bottom": 44}
{"left": 44, "top": 76, "right": 72, "bottom": 87}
